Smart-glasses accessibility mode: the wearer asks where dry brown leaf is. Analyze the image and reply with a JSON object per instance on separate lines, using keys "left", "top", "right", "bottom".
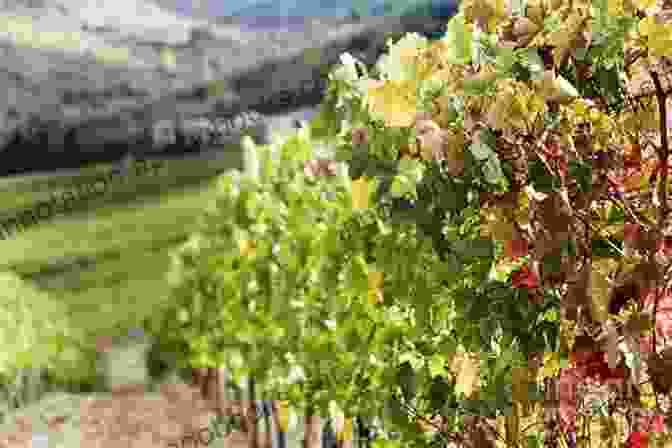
{"left": 565, "top": 262, "right": 591, "bottom": 322}
{"left": 603, "top": 324, "right": 620, "bottom": 370}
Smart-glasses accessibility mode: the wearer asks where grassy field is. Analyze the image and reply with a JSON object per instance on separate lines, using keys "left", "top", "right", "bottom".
{"left": 0, "top": 142, "right": 248, "bottom": 364}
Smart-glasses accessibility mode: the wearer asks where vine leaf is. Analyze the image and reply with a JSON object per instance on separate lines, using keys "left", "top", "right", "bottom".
{"left": 444, "top": 13, "right": 474, "bottom": 65}
{"left": 397, "top": 362, "right": 417, "bottom": 402}
{"left": 352, "top": 176, "right": 372, "bottom": 209}
{"left": 451, "top": 351, "right": 480, "bottom": 398}
{"left": 367, "top": 271, "right": 384, "bottom": 305}
{"left": 468, "top": 137, "right": 494, "bottom": 161}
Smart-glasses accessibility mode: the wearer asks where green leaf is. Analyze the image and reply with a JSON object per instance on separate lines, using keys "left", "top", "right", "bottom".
{"left": 528, "top": 158, "right": 558, "bottom": 192}
{"left": 443, "top": 13, "right": 473, "bottom": 65}
{"left": 575, "top": 47, "right": 589, "bottom": 60}
{"left": 510, "top": 0, "right": 527, "bottom": 16}
{"left": 484, "top": 156, "right": 506, "bottom": 185}
{"left": 428, "top": 354, "right": 448, "bottom": 378}
{"left": 398, "top": 351, "right": 424, "bottom": 370}
{"left": 462, "top": 78, "right": 497, "bottom": 96}
{"left": 526, "top": 433, "right": 544, "bottom": 448}
{"left": 387, "top": 398, "right": 408, "bottom": 428}
{"left": 541, "top": 307, "right": 559, "bottom": 322}
{"left": 453, "top": 240, "right": 495, "bottom": 258}
{"left": 468, "top": 140, "right": 493, "bottom": 161}
{"left": 351, "top": 254, "right": 370, "bottom": 293}
{"left": 397, "top": 362, "right": 417, "bottom": 401}
{"left": 555, "top": 75, "right": 580, "bottom": 100}
{"left": 495, "top": 45, "right": 518, "bottom": 73}
{"left": 372, "top": 439, "right": 402, "bottom": 448}
{"left": 623, "top": 349, "right": 641, "bottom": 372}
{"left": 524, "top": 49, "right": 545, "bottom": 79}
{"left": 569, "top": 159, "right": 591, "bottom": 192}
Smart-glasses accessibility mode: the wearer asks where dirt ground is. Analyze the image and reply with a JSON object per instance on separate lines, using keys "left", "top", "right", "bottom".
{"left": 0, "top": 382, "right": 261, "bottom": 448}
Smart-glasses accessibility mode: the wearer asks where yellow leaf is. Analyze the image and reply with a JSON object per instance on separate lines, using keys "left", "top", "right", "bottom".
{"left": 511, "top": 366, "right": 533, "bottom": 417}
{"left": 640, "top": 380, "right": 657, "bottom": 409}
{"left": 538, "top": 351, "right": 561, "bottom": 380}
{"left": 368, "top": 271, "right": 384, "bottom": 305}
{"left": 365, "top": 80, "right": 418, "bottom": 128}
{"left": 444, "top": 129, "right": 466, "bottom": 163}
{"left": 504, "top": 406, "right": 520, "bottom": 446}
{"left": 633, "top": 0, "right": 656, "bottom": 9}
{"left": 493, "top": 257, "right": 523, "bottom": 279}
{"left": 485, "top": 212, "right": 516, "bottom": 241}
{"left": 351, "top": 177, "right": 371, "bottom": 210}
{"left": 591, "top": 258, "right": 618, "bottom": 323}
{"left": 514, "top": 191, "right": 530, "bottom": 227}
{"left": 608, "top": 0, "right": 625, "bottom": 15}
{"left": 238, "top": 239, "right": 257, "bottom": 258}
{"left": 337, "top": 418, "right": 354, "bottom": 442}
{"left": 276, "top": 401, "right": 290, "bottom": 432}
{"left": 453, "top": 352, "right": 480, "bottom": 398}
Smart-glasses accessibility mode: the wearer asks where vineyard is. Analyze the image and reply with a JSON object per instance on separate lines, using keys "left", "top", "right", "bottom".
{"left": 3, "top": 0, "right": 672, "bottom": 446}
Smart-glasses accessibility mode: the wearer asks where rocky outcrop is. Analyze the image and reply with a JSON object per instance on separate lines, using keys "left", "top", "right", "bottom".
{"left": 0, "top": 0, "right": 452, "bottom": 175}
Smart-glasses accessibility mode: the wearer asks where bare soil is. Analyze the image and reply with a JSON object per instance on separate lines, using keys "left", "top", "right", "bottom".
{"left": 0, "top": 382, "right": 261, "bottom": 448}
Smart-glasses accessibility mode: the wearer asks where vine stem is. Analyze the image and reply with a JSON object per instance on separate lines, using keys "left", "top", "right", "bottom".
{"left": 649, "top": 70, "right": 670, "bottom": 228}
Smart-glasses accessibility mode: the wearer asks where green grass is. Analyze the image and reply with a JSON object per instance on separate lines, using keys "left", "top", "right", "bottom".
{"left": 0, "top": 144, "right": 250, "bottom": 363}
{"left": 0, "top": 144, "right": 243, "bottom": 215}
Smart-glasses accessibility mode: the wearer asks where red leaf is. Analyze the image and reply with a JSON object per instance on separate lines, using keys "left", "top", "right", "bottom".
{"left": 642, "top": 289, "right": 672, "bottom": 338}
{"left": 656, "top": 235, "right": 672, "bottom": 256}
{"left": 627, "top": 431, "right": 649, "bottom": 448}
{"left": 511, "top": 264, "right": 539, "bottom": 289}
{"left": 639, "top": 415, "right": 666, "bottom": 433}
{"left": 557, "top": 158, "right": 568, "bottom": 180}
{"left": 505, "top": 239, "right": 529, "bottom": 259}
{"left": 623, "top": 223, "right": 641, "bottom": 245}
{"left": 559, "top": 367, "right": 580, "bottom": 433}
{"left": 544, "top": 142, "right": 563, "bottom": 159}
{"left": 640, "top": 336, "right": 655, "bottom": 353}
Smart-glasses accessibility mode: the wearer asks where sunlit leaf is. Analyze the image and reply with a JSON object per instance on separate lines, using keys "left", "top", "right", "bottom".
{"left": 276, "top": 400, "right": 290, "bottom": 432}
{"left": 452, "top": 351, "right": 480, "bottom": 398}
{"left": 368, "top": 270, "right": 384, "bottom": 305}
{"left": 352, "top": 177, "right": 371, "bottom": 210}
{"left": 443, "top": 13, "right": 473, "bottom": 64}
{"left": 429, "top": 354, "right": 448, "bottom": 378}
{"left": 365, "top": 80, "right": 418, "bottom": 128}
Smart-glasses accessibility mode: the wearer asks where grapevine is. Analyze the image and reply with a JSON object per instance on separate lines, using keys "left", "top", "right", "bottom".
{"left": 149, "top": 0, "right": 672, "bottom": 446}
